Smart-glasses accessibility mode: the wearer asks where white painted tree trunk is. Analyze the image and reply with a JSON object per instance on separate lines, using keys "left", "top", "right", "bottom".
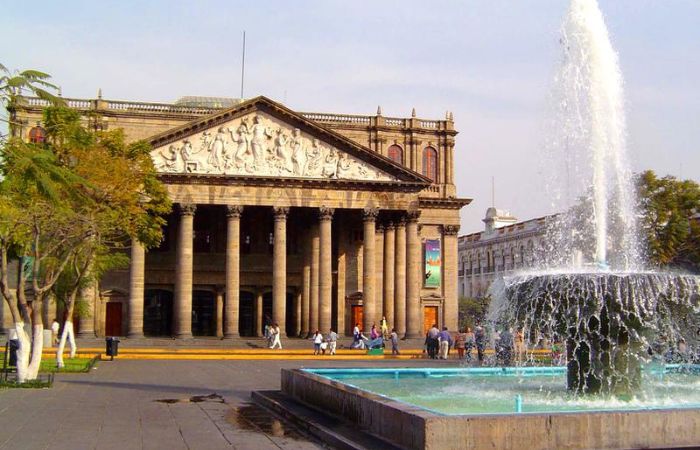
{"left": 56, "top": 321, "right": 77, "bottom": 368}
{"left": 26, "top": 325, "right": 44, "bottom": 380}
{"left": 13, "top": 322, "right": 30, "bottom": 383}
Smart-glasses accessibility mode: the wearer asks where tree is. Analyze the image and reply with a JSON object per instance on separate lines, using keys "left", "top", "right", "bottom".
{"left": 637, "top": 170, "right": 700, "bottom": 271}
{"left": 458, "top": 296, "right": 491, "bottom": 330}
{"left": 41, "top": 106, "right": 170, "bottom": 367}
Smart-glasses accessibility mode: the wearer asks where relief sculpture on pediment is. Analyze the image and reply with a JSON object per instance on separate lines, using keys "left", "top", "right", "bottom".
{"left": 152, "top": 113, "right": 395, "bottom": 181}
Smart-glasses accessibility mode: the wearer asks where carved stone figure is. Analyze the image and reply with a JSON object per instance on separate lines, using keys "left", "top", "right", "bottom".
{"left": 180, "top": 139, "right": 193, "bottom": 164}
{"left": 306, "top": 139, "right": 324, "bottom": 175}
{"left": 272, "top": 128, "right": 292, "bottom": 172}
{"left": 250, "top": 115, "right": 272, "bottom": 166}
{"left": 231, "top": 118, "right": 250, "bottom": 164}
{"left": 291, "top": 128, "right": 306, "bottom": 175}
{"left": 322, "top": 148, "right": 339, "bottom": 179}
{"left": 207, "top": 127, "right": 227, "bottom": 171}
{"left": 200, "top": 131, "right": 212, "bottom": 151}
{"left": 159, "top": 144, "right": 179, "bottom": 170}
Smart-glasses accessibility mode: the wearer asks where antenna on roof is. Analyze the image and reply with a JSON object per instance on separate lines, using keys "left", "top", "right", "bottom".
{"left": 240, "top": 31, "right": 246, "bottom": 100}
{"left": 491, "top": 176, "right": 495, "bottom": 207}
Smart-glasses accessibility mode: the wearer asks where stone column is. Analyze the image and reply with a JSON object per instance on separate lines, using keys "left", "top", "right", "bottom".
{"left": 127, "top": 239, "right": 145, "bottom": 338}
{"left": 362, "top": 207, "right": 378, "bottom": 333}
{"left": 272, "top": 207, "right": 289, "bottom": 335}
{"left": 443, "top": 225, "right": 460, "bottom": 330}
{"left": 394, "top": 219, "right": 407, "bottom": 336}
{"left": 224, "top": 205, "right": 243, "bottom": 338}
{"left": 301, "top": 233, "right": 311, "bottom": 337}
{"left": 375, "top": 225, "right": 384, "bottom": 325}
{"left": 309, "top": 224, "right": 320, "bottom": 334}
{"left": 295, "top": 291, "right": 302, "bottom": 336}
{"left": 319, "top": 207, "right": 334, "bottom": 332}
{"left": 383, "top": 223, "right": 395, "bottom": 328}
{"left": 215, "top": 289, "right": 224, "bottom": 338}
{"left": 255, "top": 290, "right": 263, "bottom": 337}
{"left": 77, "top": 283, "right": 97, "bottom": 337}
{"left": 405, "top": 210, "right": 422, "bottom": 338}
{"left": 174, "top": 203, "right": 196, "bottom": 339}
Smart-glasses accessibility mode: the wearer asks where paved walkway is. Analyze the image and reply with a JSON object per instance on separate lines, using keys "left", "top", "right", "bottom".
{"left": 0, "top": 359, "right": 457, "bottom": 450}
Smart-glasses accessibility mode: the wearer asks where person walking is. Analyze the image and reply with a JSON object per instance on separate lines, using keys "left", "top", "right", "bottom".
{"left": 427, "top": 324, "right": 440, "bottom": 359}
{"left": 438, "top": 327, "right": 452, "bottom": 360}
{"left": 269, "top": 323, "right": 282, "bottom": 349}
{"left": 312, "top": 330, "right": 323, "bottom": 355}
{"left": 455, "top": 328, "right": 467, "bottom": 359}
{"left": 327, "top": 329, "right": 338, "bottom": 355}
{"left": 475, "top": 325, "right": 486, "bottom": 365}
{"left": 515, "top": 327, "right": 526, "bottom": 365}
{"left": 380, "top": 316, "right": 389, "bottom": 339}
{"left": 51, "top": 318, "right": 60, "bottom": 346}
{"left": 464, "top": 327, "right": 475, "bottom": 362}
{"left": 390, "top": 328, "right": 400, "bottom": 355}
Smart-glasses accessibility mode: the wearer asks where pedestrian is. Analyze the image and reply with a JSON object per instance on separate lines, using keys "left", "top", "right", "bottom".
{"left": 515, "top": 327, "right": 526, "bottom": 365}
{"left": 438, "top": 327, "right": 452, "bottom": 360}
{"left": 475, "top": 325, "right": 486, "bottom": 365}
{"left": 51, "top": 318, "right": 60, "bottom": 346}
{"left": 455, "top": 327, "right": 467, "bottom": 359}
{"left": 312, "top": 330, "right": 323, "bottom": 355}
{"left": 427, "top": 324, "right": 440, "bottom": 359}
{"left": 269, "top": 323, "right": 282, "bottom": 349}
{"left": 464, "top": 327, "right": 475, "bottom": 362}
{"left": 380, "top": 316, "right": 389, "bottom": 339}
{"left": 327, "top": 329, "right": 338, "bottom": 355}
{"left": 390, "top": 328, "right": 400, "bottom": 355}
{"left": 370, "top": 323, "right": 379, "bottom": 340}
{"left": 352, "top": 323, "right": 367, "bottom": 349}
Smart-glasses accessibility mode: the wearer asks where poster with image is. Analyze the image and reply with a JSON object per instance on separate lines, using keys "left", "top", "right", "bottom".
{"left": 424, "top": 239, "right": 441, "bottom": 288}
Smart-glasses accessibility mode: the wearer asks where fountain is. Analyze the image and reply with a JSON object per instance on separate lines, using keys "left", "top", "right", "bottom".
{"left": 487, "top": 0, "right": 700, "bottom": 397}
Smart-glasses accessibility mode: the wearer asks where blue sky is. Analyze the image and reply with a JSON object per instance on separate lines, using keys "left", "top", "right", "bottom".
{"left": 2, "top": 0, "right": 698, "bottom": 232}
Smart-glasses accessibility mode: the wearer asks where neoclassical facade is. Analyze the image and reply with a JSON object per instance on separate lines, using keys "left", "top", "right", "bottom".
{"left": 459, "top": 208, "right": 552, "bottom": 299}
{"left": 6, "top": 95, "right": 469, "bottom": 338}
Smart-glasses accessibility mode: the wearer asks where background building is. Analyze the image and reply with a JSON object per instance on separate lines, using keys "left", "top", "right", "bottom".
{"left": 3, "top": 94, "right": 470, "bottom": 338}
{"left": 458, "top": 208, "right": 554, "bottom": 299}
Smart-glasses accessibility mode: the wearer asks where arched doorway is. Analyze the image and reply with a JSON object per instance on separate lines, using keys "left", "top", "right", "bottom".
{"left": 285, "top": 293, "right": 296, "bottom": 337}
{"left": 192, "top": 290, "right": 216, "bottom": 336}
{"left": 144, "top": 289, "right": 173, "bottom": 337}
{"left": 239, "top": 291, "right": 256, "bottom": 337}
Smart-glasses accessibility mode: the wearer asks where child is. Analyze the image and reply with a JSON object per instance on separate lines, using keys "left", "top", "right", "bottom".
{"left": 390, "top": 328, "right": 400, "bottom": 355}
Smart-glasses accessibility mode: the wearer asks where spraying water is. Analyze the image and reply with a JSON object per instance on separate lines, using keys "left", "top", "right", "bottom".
{"left": 489, "top": 0, "right": 700, "bottom": 396}
{"left": 544, "top": 0, "right": 642, "bottom": 270}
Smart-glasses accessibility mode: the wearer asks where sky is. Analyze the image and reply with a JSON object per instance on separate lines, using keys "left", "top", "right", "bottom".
{"left": 2, "top": 0, "right": 699, "bottom": 234}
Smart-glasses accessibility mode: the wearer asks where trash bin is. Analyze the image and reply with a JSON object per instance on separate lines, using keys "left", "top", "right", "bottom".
{"left": 8, "top": 339, "right": 19, "bottom": 367}
{"left": 105, "top": 337, "right": 120, "bottom": 361}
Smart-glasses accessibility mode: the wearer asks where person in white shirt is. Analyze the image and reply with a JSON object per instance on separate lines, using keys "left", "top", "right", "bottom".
{"left": 327, "top": 329, "right": 338, "bottom": 355}
{"left": 312, "top": 330, "right": 323, "bottom": 355}
{"left": 51, "top": 319, "right": 60, "bottom": 346}
{"left": 269, "top": 323, "right": 282, "bottom": 349}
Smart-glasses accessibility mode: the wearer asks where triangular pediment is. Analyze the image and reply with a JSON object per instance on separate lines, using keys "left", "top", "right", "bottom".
{"left": 149, "top": 97, "right": 429, "bottom": 185}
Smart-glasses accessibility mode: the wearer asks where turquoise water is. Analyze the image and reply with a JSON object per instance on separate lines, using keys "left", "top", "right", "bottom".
{"left": 305, "top": 366, "right": 700, "bottom": 415}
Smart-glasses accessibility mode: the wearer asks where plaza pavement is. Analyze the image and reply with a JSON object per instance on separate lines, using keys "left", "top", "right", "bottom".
{"left": 0, "top": 358, "right": 460, "bottom": 450}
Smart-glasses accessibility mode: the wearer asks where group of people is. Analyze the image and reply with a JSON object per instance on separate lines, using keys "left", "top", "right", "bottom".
{"left": 264, "top": 322, "right": 282, "bottom": 349}
{"left": 351, "top": 317, "right": 400, "bottom": 355}
{"left": 311, "top": 329, "right": 338, "bottom": 355}
{"left": 423, "top": 324, "right": 529, "bottom": 365}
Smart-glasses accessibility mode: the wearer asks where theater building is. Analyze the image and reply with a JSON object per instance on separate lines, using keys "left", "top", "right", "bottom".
{"left": 7, "top": 95, "right": 470, "bottom": 338}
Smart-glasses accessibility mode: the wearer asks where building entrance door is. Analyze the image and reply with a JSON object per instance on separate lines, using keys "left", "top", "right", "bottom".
{"left": 192, "top": 290, "right": 215, "bottom": 336}
{"left": 423, "top": 306, "right": 438, "bottom": 334}
{"left": 144, "top": 289, "right": 173, "bottom": 337}
{"left": 351, "top": 305, "right": 363, "bottom": 332}
{"left": 105, "top": 302, "right": 123, "bottom": 336}
{"left": 239, "top": 291, "right": 255, "bottom": 337}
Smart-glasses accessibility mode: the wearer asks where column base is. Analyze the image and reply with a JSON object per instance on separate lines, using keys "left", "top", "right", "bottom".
{"left": 77, "top": 331, "right": 96, "bottom": 338}
{"left": 404, "top": 332, "right": 422, "bottom": 339}
{"left": 175, "top": 332, "right": 193, "bottom": 339}
{"left": 127, "top": 332, "right": 144, "bottom": 339}
{"left": 223, "top": 333, "right": 240, "bottom": 339}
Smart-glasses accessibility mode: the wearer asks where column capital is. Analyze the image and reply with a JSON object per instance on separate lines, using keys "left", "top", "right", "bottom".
{"left": 318, "top": 206, "right": 335, "bottom": 221}
{"left": 363, "top": 207, "right": 379, "bottom": 222}
{"left": 226, "top": 205, "right": 244, "bottom": 218}
{"left": 442, "top": 224, "right": 460, "bottom": 236}
{"left": 273, "top": 206, "right": 290, "bottom": 220}
{"left": 384, "top": 221, "right": 395, "bottom": 231}
{"left": 395, "top": 217, "right": 407, "bottom": 227}
{"left": 179, "top": 203, "right": 197, "bottom": 216}
{"left": 406, "top": 210, "right": 421, "bottom": 223}
{"left": 376, "top": 224, "right": 385, "bottom": 233}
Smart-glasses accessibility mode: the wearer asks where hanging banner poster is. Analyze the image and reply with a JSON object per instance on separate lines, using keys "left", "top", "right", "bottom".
{"left": 424, "top": 239, "right": 441, "bottom": 288}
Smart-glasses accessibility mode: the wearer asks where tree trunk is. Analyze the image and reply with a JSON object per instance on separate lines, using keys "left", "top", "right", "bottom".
{"left": 13, "top": 321, "right": 30, "bottom": 383}
{"left": 56, "top": 321, "right": 77, "bottom": 368}
{"left": 26, "top": 324, "right": 44, "bottom": 380}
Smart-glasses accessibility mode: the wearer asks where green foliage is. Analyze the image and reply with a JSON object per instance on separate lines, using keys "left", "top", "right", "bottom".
{"left": 637, "top": 170, "right": 700, "bottom": 271}
{"left": 458, "top": 296, "right": 491, "bottom": 331}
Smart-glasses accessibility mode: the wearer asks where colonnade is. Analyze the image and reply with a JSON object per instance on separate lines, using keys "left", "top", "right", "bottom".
{"left": 127, "top": 204, "right": 425, "bottom": 338}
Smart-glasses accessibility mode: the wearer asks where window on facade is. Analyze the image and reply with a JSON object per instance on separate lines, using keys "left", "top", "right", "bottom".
{"left": 28, "top": 126, "right": 46, "bottom": 144}
{"left": 387, "top": 144, "right": 403, "bottom": 165}
{"left": 422, "top": 147, "right": 438, "bottom": 182}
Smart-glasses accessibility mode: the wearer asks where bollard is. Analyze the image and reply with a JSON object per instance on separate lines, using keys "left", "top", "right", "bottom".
{"left": 515, "top": 394, "right": 523, "bottom": 413}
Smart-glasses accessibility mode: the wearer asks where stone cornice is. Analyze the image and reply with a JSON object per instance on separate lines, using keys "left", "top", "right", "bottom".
{"left": 419, "top": 197, "right": 472, "bottom": 210}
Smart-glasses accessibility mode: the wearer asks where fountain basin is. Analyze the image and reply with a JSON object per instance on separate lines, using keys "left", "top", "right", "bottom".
{"left": 282, "top": 366, "right": 700, "bottom": 449}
